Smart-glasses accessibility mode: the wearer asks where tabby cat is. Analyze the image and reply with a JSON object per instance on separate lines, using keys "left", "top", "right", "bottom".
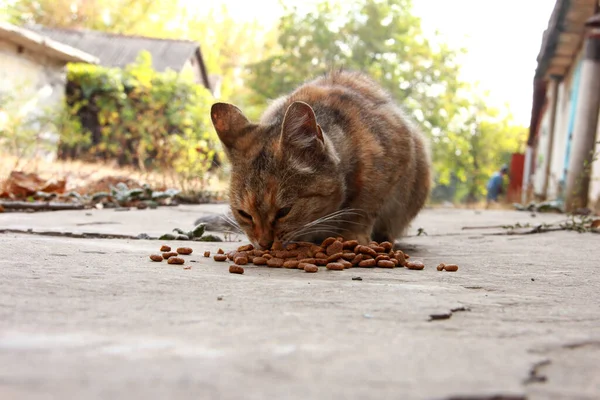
{"left": 210, "top": 70, "right": 431, "bottom": 249}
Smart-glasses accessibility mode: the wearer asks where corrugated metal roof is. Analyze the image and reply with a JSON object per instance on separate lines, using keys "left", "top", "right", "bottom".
{"left": 25, "top": 25, "right": 199, "bottom": 72}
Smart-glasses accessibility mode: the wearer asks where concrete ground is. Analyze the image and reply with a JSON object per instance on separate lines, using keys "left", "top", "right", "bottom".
{"left": 0, "top": 205, "right": 599, "bottom": 400}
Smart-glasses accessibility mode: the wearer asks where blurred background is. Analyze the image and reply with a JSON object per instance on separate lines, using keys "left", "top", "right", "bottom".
{"left": 3, "top": 0, "right": 596, "bottom": 213}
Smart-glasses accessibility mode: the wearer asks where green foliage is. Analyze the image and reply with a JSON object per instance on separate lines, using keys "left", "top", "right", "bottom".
{"left": 247, "top": 0, "right": 526, "bottom": 203}
{"left": 3, "top": 0, "right": 174, "bottom": 34}
{"left": 63, "top": 52, "right": 220, "bottom": 181}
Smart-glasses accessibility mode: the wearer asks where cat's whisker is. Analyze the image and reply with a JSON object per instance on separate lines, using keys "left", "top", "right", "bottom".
{"left": 218, "top": 214, "right": 243, "bottom": 234}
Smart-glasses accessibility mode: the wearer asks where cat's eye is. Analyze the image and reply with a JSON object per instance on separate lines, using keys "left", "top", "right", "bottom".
{"left": 237, "top": 209, "right": 253, "bottom": 221}
{"left": 275, "top": 206, "right": 292, "bottom": 220}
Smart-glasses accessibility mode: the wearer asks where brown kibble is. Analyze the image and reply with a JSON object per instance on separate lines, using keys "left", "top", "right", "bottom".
{"left": 326, "top": 252, "right": 344, "bottom": 263}
{"left": 285, "top": 243, "right": 298, "bottom": 250}
{"left": 342, "top": 252, "right": 356, "bottom": 260}
{"left": 443, "top": 264, "right": 459, "bottom": 272}
{"left": 437, "top": 263, "right": 445, "bottom": 271}
{"left": 358, "top": 258, "right": 376, "bottom": 268}
{"left": 177, "top": 247, "right": 193, "bottom": 255}
{"left": 315, "top": 258, "right": 328, "bottom": 266}
{"left": 311, "top": 245, "right": 325, "bottom": 254}
{"left": 160, "top": 245, "right": 171, "bottom": 252}
{"left": 149, "top": 254, "right": 163, "bottom": 262}
{"left": 217, "top": 248, "right": 224, "bottom": 254}
{"left": 406, "top": 261, "right": 425, "bottom": 270}
{"left": 375, "top": 255, "right": 390, "bottom": 262}
{"left": 303, "top": 264, "right": 319, "bottom": 273}
{"left": 213, "top": 254, "right": 228, "bottom": 262}
{"left": 351, "top": 254, "right": 363, "bottom": 265}
{"left": 267, "top": 257, "right": 285, "bottom": 268}
{"left": 340, "top": 259, "right": 353, "bottom": 269}
{"left": 326, "top": 262, "right": 344, "bottom": 271}
{"left": 369, "top": 245, "right": 385, "bottom": 253}
{"left": 298, "top": 258, "right": 317, "bottom": 264}
{"left": 168, "top": 257, "right": 185, "bottom": 265}
{"left": 183, "top": 266, "right": 192, "bottom": 270}
{"left": 234, "top": 256, "right": 248, "bottom": 265}
{"left": 162, "top": 252, "right": 178, "bottom": 259}
{"left": 203, "top": 251, "right": 210, "bottom": 258}
{"left": 251, "top": 249, "right": 265, "bottom": 257}
{"left": 380, "top": 241, "right": 393, "bottom": 251}
{"left": 356, "top": 245, "right": 377, "bottom": 258}
{"left": 237, "top": 244, "right": 254, "bottom": 252}
{"left": 272, "top": 250, "right": 289, "bottom": 259}
{"left": 227, "top": 252, "right": 235, "bottom": 261}
{"left": 271, "top": 241, "right": 284, "bottom": 251}
{"left": 253, "top": 256, "right": 267, "bottom": 265}
{"left": 326, "top": 240, "right": 344, "bottom": 256}
{"left": 283, "top": 260, "right": 299, "bottom": 269}
{"left": 229, "top": 265, "right": 244, "bottom": 274}
{"left": 378, "top": 260, "right": 395, "bottom": 268}
{"left": 342, "top": 240, "right": 359, "bottom": 249}
{"left": 321, "top": 237, "right": 337, "bottom": 247}
{"left": 314, "top": 252, "right": 328, "bottom": 259}
{"left": 393, "top": 250, "right": 408, "bottom": 266}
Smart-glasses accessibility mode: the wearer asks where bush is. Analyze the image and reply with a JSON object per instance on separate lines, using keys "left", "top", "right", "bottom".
{"left": 61, "top": 51, "right": 220, "bottom": 184}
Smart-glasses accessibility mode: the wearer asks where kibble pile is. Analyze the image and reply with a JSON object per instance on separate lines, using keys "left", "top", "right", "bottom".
{"left": 148, "top": 237, "right": 459, "bottom": 275}
{"left": 205, "top": 237, "right": 458, "bottom": 275}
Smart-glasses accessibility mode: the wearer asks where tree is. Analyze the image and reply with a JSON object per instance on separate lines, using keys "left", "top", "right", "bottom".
{"left": 246, "top": 0, "right": 527, "bottom": 203}
{"left": 3, "top": 0, "right": 178, "bottom": 34}
{"left": 247, "top": 0, "right": 463, "bottom": 132}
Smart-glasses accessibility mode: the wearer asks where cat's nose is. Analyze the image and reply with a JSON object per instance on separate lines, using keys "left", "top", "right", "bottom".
{"left": 258, "top": 239, "right": 273, "bottom": 250}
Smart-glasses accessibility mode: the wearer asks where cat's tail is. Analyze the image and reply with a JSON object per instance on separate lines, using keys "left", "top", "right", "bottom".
{"left": 194, "top": 211, "right": 237, "bottom": 232}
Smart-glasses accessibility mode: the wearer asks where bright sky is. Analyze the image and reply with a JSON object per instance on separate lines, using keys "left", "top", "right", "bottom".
{"left": 200, "top": 0, "right": 557, "bottom": 126}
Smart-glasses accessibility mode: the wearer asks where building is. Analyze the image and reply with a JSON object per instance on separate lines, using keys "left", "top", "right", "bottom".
{"left": 25, "top": 25, "right": 216, "bottom": 96}
{"left": 524, "top": 0, "right": 600, "bottom": 212}
{"left": 0, "top": 22, "right": 98, "bottom": 159}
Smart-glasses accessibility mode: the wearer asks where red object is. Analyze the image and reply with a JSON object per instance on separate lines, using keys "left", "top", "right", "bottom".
{"left": 507, "top": 153, "right": 525, "bottom": 202}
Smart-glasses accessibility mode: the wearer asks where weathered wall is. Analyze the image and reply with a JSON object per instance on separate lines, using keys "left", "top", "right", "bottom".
{"left": 0, "top": 38, "right": 67, "bottom": 160}
{"left": 589, "top": 108, "right": 600, "bottom": 212}
{"left": 533, "top": 104, "right": 551, "bottom": 196}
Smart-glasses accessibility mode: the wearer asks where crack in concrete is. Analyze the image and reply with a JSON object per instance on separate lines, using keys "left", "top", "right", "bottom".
{"left": 523, "top": 359, "right": 551, "bottom": 385}
{"left": 445, "top": 395, "right": 526, "bottom": 400}
{"left": 429, "top": 306, "right": 471, "bottom": 321}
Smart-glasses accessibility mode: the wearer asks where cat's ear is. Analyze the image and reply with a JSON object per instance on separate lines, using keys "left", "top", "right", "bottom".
{"left": 210, "top": 103, "right": 252, "bottom": 150}
{"left": 280, "top": 101, "right": 324, "bottom": 149}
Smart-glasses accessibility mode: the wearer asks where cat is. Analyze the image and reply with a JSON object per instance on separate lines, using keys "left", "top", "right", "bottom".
{"left": 208, "top": 70, "right": 431, "bottom": 249}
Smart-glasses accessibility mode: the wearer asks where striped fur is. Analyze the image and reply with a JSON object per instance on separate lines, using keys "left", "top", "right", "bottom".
{"left": 211, "top": 71, "right": 431, "bottom": 249}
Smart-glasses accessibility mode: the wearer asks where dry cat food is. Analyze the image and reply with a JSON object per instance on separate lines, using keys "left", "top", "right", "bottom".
{"left": 177, "top": 247, "right": 193, "bottom": 255}
{"left": 406, "top": 261, "right": 425, "bottom": 270}
{"left": 437, "top": 263, "right": 459, "bottom": 272}
{"left": 162, "top": 252, "right": 178, "bottom": 260}
{"left": 160, "top": 245, "right": 171, "bottom": 252}
{"left": 213, "top": 254, "right": 228, "bottom": 262}
{"left": 205, "top": 236, "right": 454, "bottom": 275}
{"left": 229, "top": 265, "right": 244, "bottom": 274}
{"left": 303, "top": 264, "right": 319, "bottom": 273}
{"left": 147, "top": 237, "right": 457, "bottom": 275}
{"left": 149, "top": 254, "right": 163, "bottom": 262}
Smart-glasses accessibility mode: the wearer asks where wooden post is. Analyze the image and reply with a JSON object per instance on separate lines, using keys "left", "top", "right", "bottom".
{"left": 565, "top": 29, "right": 600, "bottom": 212}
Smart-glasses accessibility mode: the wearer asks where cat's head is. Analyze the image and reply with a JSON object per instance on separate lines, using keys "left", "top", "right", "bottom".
{"left": 211, "top": 101, "right": 344, "bottom": 249}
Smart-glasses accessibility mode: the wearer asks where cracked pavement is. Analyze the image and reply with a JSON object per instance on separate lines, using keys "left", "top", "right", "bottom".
{"left": 1, "top": 205, "right": 599, "bottom": 399}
